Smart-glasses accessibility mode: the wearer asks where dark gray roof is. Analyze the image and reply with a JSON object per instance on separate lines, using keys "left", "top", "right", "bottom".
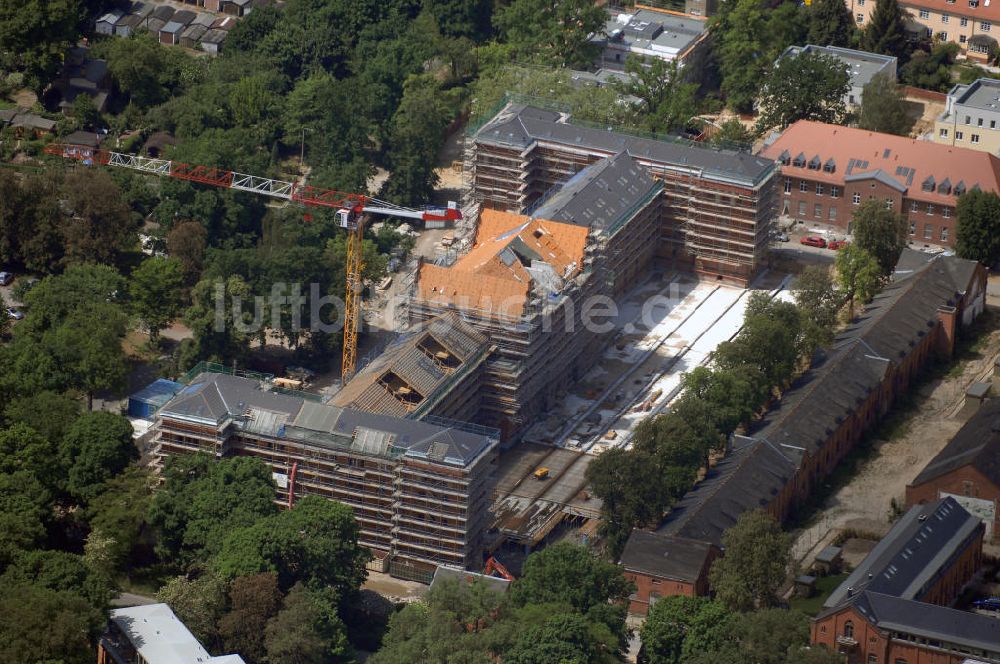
{"left": 64, "top": 130, "right": 101, "bottom": 147}
{"left": 910, "top": 398, "right": 1000, "bottom": 489}
{"left": 837, "top": 591, "right": 1000, "bottom": 656}
{"left": 159, "top": 373, "right": 496, "bottom": 468}
{"left": 475, "top": 104, "right": 775, "bottom": 186}
{"left": 843, "top": 168, "right": 908, "bottom": 192}
{"left": 150, "top": 4, "right": 175, "bottom": 20}
{"left": 532, "top": 152, "right": 663, "bottom": 235}
{"left": 656, "top": 437, "right": 800, "bottom": 545}
{"left": 619, "top": 531, "right": 715, "bottom": 582}
{"left": 172, "top": 9, "right": 196, "bottom": 25}
{"left": 750, "top": 250, "right": 972, "bottom": 459}
{"left": 824, "top": 497, "right": 982, "bottom": 609}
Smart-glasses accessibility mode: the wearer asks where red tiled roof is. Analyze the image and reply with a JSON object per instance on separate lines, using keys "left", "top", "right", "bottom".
{"left": 416, "top": 209, "right": 589, "bottom": 319}
{"left": 760, "top": 120, "right": 1000, "bottom": 206}
{"left": 901, "top": 0, "right": 1000, "bottom": 22}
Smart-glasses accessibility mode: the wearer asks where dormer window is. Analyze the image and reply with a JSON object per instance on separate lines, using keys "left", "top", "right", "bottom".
{"left": 823, "top": 158, "right": 836, "bottom": 173}
{"left": 954, "top": 181, "right": 966, "bottom": 196}
{"left": 793, "top": 152, "right": 806, "bottom": 167}
{"left": 808, "top": 155, "right": 821, "bottom": 170}
{"left": 922, "top": 175, "right": 935, "bottom": 192}
{"left": 938, "top": 178, "right": 952, "bottom": 195}
{"left": 778, "top": 149, "right": 790, "bottom": 165}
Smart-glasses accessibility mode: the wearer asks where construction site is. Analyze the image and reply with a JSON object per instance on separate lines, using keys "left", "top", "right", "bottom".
{"left": 131, "top": 98, "right": 790, "bottom": 581}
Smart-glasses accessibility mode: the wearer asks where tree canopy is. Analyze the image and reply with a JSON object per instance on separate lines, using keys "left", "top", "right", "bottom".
{"left": 858, "top": 73, "right": 911, "bottom": 135}
{"left": 756, "top": 51, "right": 850, "bottom": 131}
{"left": 956, "top": 189, "right": 1000, "bottom": 265}
{"left": 860, "top": 0, "right": 911, "bottom": 61}
{"left": 851, "top": 198, "right": 908, "bottom": 276}
{"left": 708, "top": 510, "right": 792, "bottom": 611}
{"left": 493, "top": 0, "right": 607, "bottom": 68}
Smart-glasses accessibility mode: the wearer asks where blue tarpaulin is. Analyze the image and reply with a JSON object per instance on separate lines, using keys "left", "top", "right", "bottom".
{"left": 127, "top": 378, "right": 182, "bottom": 419}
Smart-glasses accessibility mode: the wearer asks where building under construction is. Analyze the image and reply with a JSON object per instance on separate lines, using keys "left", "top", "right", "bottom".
{"left": 469, "top": 102, "right": 778, "bottom": 284}
{"left": 153, "top": 371, "right": 499, "bottom": 582}
{"left": 410, "top": 150, "right": 663, "bottom": 436}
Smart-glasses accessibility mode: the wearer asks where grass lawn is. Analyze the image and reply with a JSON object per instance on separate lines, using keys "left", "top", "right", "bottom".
{"left": 789, "top": 573, "right": 849, "bottom": 616}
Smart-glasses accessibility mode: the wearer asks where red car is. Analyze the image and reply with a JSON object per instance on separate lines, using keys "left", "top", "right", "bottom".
{"left": 827, "top": 240, "right": 849, "bottom": 250}
{"left": 800, "top": 235, "right": 827, "bottom": 248}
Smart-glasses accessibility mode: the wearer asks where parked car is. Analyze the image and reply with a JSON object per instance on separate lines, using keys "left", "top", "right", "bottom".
{"left": 973, "top": 597, "right": 1000, "bottom": 611}
{"left": 774, "top": 231, "right": 789, "bottom": 242}
{"left": 800, "top": 236, "right": 827, "bottom": 248}
{"left": 0, "top": 272, "right": 12, "bottom": 286}
{"left": 827, "top": 239, "right": 849, "bottom": 250}
{"left": 5, "top": 307, "right": 24, "bottom": 320}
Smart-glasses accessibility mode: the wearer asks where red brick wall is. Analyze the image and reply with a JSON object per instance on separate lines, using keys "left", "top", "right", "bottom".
{"left": 812, "top": 605, "right": 982, "bottom": 664}
{"left": 624, "top": 571, "right": 698, "bottom": 616}
{"left": 778, "top": 170, "right": 957, "bottom": 246}
{"left": 917, "top": 528, "right": 983, "bottom": 606}
{"left": 907, "top": 466, "right": 1000, "bottom": 544}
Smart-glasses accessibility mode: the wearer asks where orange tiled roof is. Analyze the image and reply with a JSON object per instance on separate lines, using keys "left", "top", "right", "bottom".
{"left": 416, "top": 209, "right": 590, "bottom": 319}
{"left": 900, "top": 0, "right": 1000, "bottom": 22}
{"left": 760, "top": 120, "right": 1000, "bottom": 206}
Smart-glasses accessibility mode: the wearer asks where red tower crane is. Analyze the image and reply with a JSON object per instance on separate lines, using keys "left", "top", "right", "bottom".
{"left": 43, "top": 143, "right": 462, "bottom": 381}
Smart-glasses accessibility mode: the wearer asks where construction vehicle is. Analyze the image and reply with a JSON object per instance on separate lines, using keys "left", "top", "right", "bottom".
{"left": 483, "top": 556, "right": 514, "bottom": 581}
{"left": 42, "top": 143, "right": 462, "bottom": 382}
{"left": 533, "top": 467, "right": 550, "bottom": 480}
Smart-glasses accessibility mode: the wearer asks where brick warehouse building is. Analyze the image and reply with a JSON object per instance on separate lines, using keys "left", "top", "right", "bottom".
{"left": 619, "top": 531, "right": 720, "bottom": 615}
{"left": 153, "top": 372, "right": 499, "bottom": 582}
{"left": 469, "top": 102, "right": 778, "bottom": 285}
{"left": 907, "top": 397, "right": 1000, "bottom": 543}
{"left": 760, "top": 120, "right": 1000, "bottom": 247}
{"left": 634, "top": 252, "right": 986, "bottom": 610}
{"left": 811, "top": 498, "right": 999, "bottom": 663}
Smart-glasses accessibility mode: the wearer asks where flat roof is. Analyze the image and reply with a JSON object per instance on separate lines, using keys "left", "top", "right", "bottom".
{"left": 110, "top": 604, "right": 246, "bottom": 664}
{"left": 779, "top": 45, "right": 896, "bottom": 90}
{"left": 599, "top": 9, "right": 706, "bottom": 57}
{"left": 953, "top": 78, "right": 1000, "bottom": 112}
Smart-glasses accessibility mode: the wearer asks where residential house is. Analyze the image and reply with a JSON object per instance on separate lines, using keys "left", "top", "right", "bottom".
{"left": 907, "top": 397, "right": 1000, "bottom": 542}
{"left": 776, "top": 45, "right": 897, "bottom": 107}
{"left": 811, "top": 498, "right": 997, "bottom": 663}
{"left": 9, "top": 112, "right": 56, "bottom": 138}
{"left": 98, "top": 603, "right": 246, "bottom": 664}
{"left": 847, "top": 0, "right": 1000, "bottom": 59}
{"left": 935, "top": 78, "right": 1000, "bottom": 154}
{"left": 591, "top": 8, "right": 709, "bottom": 69}
{"left": 153, "top": 371, "right": 500, "bottom": 582}
{"left": 471, "top": 102, "right": 777, "bottom": 286}
{"left": 619, "top": 531, "right": 719, "bottom": 615}
{"left": 759, "top": 120, "right": 1000, "bottom": 247}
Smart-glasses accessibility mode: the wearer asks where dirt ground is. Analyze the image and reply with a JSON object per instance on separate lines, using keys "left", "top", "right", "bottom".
{"left": 361, "top": 571, "right": 428, "bottom": 603}
{"left": 792, "top": 298, "right": 1000, "bottom": 566}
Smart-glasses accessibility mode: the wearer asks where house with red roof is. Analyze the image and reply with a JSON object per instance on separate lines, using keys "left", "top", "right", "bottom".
{"left": 760, "top": 120, "right": 1000, "bottom": 247}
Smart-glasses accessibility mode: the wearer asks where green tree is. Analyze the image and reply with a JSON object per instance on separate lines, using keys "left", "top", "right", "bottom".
{"left": 836, "top": 245, "right": 882, "bottom": 315}
{"left": 61, "top": 411, "right": 136, "bottom": 503}
{"left": 730, "top": 608, "right": 811, "bottom": 664}
{"left": 130, "top": 256, "right": 186, "bottom": 343}
{"left": 166, "top": 220, "right": 209, "bottom": 284}
{"left": 790, "top": 645, "right": 847, "bottom": 663}
{"left": 714, "top": 293, "right": 802, "bottom": 391}
{"left": 3, "top": 390, "right": 81, "bottom": 443}
{"left": 0, "top": 0, "right": 84, "bottom": 91}
{"left": 756, "top": 51, "right": 850, "bottom": 131}
{"left": 0, "top": 423, "right": 63, "bottom": 491}
{"left": 860, "top": 0, "right": 911, "bottom": 61}
{"left": 493, "top": 0, "right": 607, "bottom": 68}
{"left": 792, "top": 266, "right": 841, "bottom": 350}
{"left": 640, "top": 596, "right": 734, "bottom": 664}
{"left": 85, "top": 467, "right": 155, "bottom": 574}
{"left": 956, "top": 189, "right": 1000, "bottom": 265}
{"left": 61, "top": 168, "right": 137, "bottom": 268}
{"left": 148, "top": 454, "right": 278, "bottom": 564}
{"left": 900, "top": 42, "right": 960, "bottom": 92}
{"left": 851, "top": 198, "right": 908, "bottom": 276}
{"left": 156, "top": 572, "right": 229, "bottom": 649}
{"left": 215, "top": 495, "right": 369, "bottom": 597}
{"left": 619, "top": 56, "right": 699, "bottom": 134}
{"left": 219, "top": 573, "right": 284, "bottom": 663}
{"left": 510, "top": 542, "right": 633, "bottom": 615}
{"left": 0, "top": 471, "right": 51, "bottom": 565}
{"left": 586, "top": 447, "right": 669, "bottom": 556}
{"left": 857, "top": 72, "right": 911, "bottom": 135}
{"left": 103, "top": 32, "right": 191, "bottom": 108}
{"left": 708, "top": 510, "right": 792, "bottom": 611}
{"left": 678, "top": 367, "right": 758, "bottom": 435}
{"left": 1, "top": 549, "right": 115, "bottom": 610}
{"left": 265, "top": 583, "right": 354, "bottom": 664}
{"left": 0, "top": 582, "right": 103, "bottom": 664}
{"left": 382, "top": 73, "right": 458, "bottom": 205}
{"left": 505, "top": 612, "right": 606, "bottom": 664}
{"left": 807, "top": 0, "right": 856, "bottom": 47}
{"left": 710, "top": 118, "right": 755, "bottom": 148}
